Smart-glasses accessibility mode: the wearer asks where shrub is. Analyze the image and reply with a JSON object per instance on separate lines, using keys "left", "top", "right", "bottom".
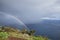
{"left": 0, "top": 32, "right": 9, "bottom": 40}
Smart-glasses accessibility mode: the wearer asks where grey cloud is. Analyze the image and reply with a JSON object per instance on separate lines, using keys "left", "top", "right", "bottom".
{"left": 1, "top": 0, "right": 60, "bottom": 24}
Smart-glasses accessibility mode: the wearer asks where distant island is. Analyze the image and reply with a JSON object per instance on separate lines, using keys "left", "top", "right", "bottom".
{"left": 0, "top": 26, "right": 50, "bottom": 40}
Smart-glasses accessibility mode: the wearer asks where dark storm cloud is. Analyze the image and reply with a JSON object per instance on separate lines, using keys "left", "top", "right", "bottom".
{"left": 0, "top": 0, "right": 60, "bottom": 24}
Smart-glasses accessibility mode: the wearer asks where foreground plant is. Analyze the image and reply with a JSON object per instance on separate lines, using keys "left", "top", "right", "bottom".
{"left": 0, "top": 32, "right": 9, "bottom": 40}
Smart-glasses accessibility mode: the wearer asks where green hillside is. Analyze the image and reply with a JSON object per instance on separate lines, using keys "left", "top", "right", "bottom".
{"left": 0, "top": 26, "right": 50, "bottom": 40}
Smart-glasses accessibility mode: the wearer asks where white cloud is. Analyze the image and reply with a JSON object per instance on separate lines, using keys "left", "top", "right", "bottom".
{"left": 41, "top": 13, "right": 60, "bottom": 20}
{"left": 41, "top": 17, "right": 60, "bottom": 20}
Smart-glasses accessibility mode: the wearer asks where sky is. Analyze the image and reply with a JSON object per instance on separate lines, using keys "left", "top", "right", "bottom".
{"left": 0, "top": 0, "right": 60, "bottom": 24}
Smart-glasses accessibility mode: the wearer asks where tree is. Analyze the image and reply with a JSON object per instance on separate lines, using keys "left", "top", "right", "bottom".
{"left": 28, "top": 30, "right": 35, "bottom": 35}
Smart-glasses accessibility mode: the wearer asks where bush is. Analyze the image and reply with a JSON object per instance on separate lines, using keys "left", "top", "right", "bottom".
{"left": 0, "top": 32, "right": 9, "bottom": 40}
{"left": 32, "top": 36, "right": 49, "bottom": 40}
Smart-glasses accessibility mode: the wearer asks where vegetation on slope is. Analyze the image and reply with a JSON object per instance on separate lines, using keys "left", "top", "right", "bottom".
{"left": 0, "top": 26, "right": 50, "bottom": 40}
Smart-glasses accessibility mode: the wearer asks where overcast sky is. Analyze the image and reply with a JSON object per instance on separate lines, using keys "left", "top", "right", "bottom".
{"left": 0, "top": 0, "right": 60, "bottom": 24}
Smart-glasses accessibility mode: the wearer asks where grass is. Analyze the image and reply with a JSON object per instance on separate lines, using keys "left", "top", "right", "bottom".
{"left": 0, "top": 26, "right": 50, "bottom": 40}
